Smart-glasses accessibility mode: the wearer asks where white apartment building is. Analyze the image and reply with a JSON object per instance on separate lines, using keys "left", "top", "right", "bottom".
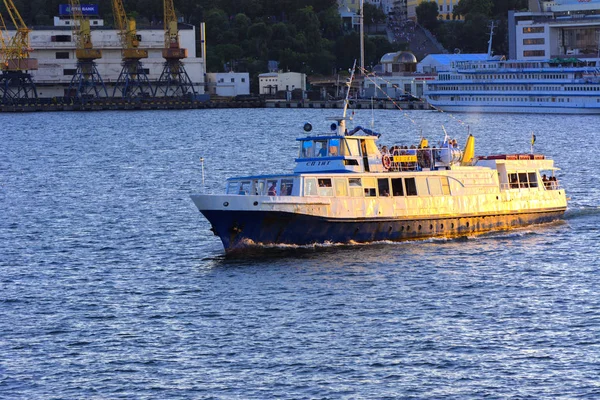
{"left": 205, "top": 72, "right": 250, "bottom": 97}
{"left": 509, "top": 0, "right": 600, "bottom": 60}
{"left": 9, "top": 20, "right": 205, "bottom": 97}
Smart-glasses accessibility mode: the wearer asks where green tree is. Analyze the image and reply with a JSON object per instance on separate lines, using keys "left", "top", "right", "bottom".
{"left": 362, "top": 3, "right": 386, "bottom": 25}
{"left": 416, "top": 1, "right": 439, "bottom": 32}
{"left": 454, "top": 0, "right": 493, "bottom": 18}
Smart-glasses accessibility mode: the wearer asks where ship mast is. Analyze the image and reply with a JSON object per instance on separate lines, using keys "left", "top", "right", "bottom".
{"left": 487, "top": 21, "right": 495, "bottom": 58}
{"left": 340, "top": 60, "right": 357, "bottom": 134}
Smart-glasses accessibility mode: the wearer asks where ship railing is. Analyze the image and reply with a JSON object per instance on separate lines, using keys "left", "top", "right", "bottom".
{"left": 500, "top": 180, "right": 561, "bottom": 191}
{"left": 383, "top": 148, "right": 437, "bottom": 172}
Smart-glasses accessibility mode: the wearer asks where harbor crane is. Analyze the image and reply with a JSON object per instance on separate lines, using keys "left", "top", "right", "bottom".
{"left": 67, "top": 0, "right": 108, "bottom": 100}
{"left": 0, "top": 0, "right": 38, "bottom": 103}
{"left": 111, "top": 0, "right": 153, "bottom": 97}
{"left": 155, "top": 0, "right": 196, "bottom": 97}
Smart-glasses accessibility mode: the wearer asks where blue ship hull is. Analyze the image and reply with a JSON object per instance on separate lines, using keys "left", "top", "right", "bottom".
{"left": 199, "top": 209, "right": 566, "bottom": 252}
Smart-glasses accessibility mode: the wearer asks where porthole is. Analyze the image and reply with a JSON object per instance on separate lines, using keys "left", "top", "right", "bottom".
{"left": 223, "top": 202, "right": 229, "bottom": 207}
{"left": 253, "top": 201, "right": 258, "bottom": 206}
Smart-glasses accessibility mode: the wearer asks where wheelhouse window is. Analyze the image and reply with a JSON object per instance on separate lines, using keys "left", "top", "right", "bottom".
{"left": 301, "top": 141, "right": 314, "bottom": 158}
{"left": 315, "top": 140, "right": 328, "bottom": 157}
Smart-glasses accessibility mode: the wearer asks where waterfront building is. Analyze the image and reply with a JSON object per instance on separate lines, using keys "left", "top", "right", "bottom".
{"left": 509, "top": 0, "right": 600, "bottom": 60}
{"left": 205, "top": 73, "right": 250, "bottom": 97}
{"left": 6, "top": 16, "right": 205, "bottom": 98}
{"left": 363, "top": 51, "right": 435, "bottom": 99}
{"left": 258, "top": 72, "right": 307, "bottom": 97}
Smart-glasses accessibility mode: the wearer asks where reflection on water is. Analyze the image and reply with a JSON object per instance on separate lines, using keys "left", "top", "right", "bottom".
{"left": 1, "top": 109, "right": 599, "bottom": 398}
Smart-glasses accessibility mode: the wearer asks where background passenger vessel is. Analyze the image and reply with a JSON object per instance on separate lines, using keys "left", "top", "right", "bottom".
{"left": 425, "top": 57, "right": 600, "bottom": 114}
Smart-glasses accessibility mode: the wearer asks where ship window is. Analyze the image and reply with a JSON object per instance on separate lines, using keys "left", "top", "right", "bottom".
{"left": 378, "top": 178, "right": 390, "bottom": 197}
{"left": 405, "top": 178, "right": 418, "bottom": 196}
{"left": 252, "top": 180, "right": 264, "bottom": 195}
{"left": 335, "top": 178, "right": 348, "bottom": 197}
{"left": 329, "top": 138, "right": 340, "bottom": 156}
{"left": 363, "top": 177, "right": 377, "bottom": 197}
{"left": 391, "top": 178, "right": 404, "bottom": 196}
{"left": 528, "top": 172, "right": 538, "bottom": 188}
{"left": 315, "top": 140, "right": 328, "bottom": 157}
{"left": 317, "top": 178, "right": 333, "bottom": 196}
{"left": 238, "top": 181, "right": 251, "bottom": 195}
{"left": 267, "top": 179, "right": 278, "bottom": 195}
{"left": 509, "top": 173, "right": 519, "bottom": 188}
{"left": 304, "top": 178, "right": 318, "bottom": 196}
{"left": 346, "top": 139, "right": 360, "bottom": 156}
{"left": 518, "top": 173, "right": 528, "bottom": 188}
{"left": 281, "top": 179, "right": 294, "bottom": 196}
{"left": 301, "top": 141, "right": 314, "bottom": 158}
{"left": 416, "top": 177, "right": 429, "bottom": 195}
{"left": 227, "top": 181, "right": 239, "bottom": 194}
{"left": 364, "top": 140, "right": 379, "bottom": 156}
{"left": 349, "top": 178, "right": 363, "bottom": 197}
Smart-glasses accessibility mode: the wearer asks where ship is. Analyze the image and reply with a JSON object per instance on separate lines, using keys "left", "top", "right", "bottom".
{"left": 424, "top": 56, "right": 600, "bottom": 114}
{"left": 191, "top": 69, "right": 568, "bottom": 253}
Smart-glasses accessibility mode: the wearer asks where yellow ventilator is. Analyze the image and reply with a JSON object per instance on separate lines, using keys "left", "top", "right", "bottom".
{"left": 460, "top": 134, "right": 475, "bottom": 165}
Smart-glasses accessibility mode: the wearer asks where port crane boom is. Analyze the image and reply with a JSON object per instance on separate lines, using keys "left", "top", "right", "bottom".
{"left": 155, "top": 0, "right": 195, "bottom": 97}
{"left": 111, "top": 0, "right": 153, "bottom": 97}
{"left": 67, "top": 0, "right": 108, "bottom": 99}
{"left": 0, "top": 0, "right": 38, "bottom": 102}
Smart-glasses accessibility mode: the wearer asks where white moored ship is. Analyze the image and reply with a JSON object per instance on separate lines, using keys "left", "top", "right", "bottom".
{"left": 191, "top": 69, "right": 568, "bottom": 253}
{"left": 425, "top": 57, "right": 600, "bottom": 114}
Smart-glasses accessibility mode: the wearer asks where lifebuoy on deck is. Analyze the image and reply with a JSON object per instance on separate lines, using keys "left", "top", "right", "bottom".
{"left": 382, "top": 155, "right": 392, "bottom": 170}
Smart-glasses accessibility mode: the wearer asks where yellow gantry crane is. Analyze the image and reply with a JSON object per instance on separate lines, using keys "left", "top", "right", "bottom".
{"left": 67, "top": 0, "right": 108, "bottom": 99}
{"left": 0, "top": 0, "right": 38, "bottom": 102}
{"left": 111, "top": 0, "right": 153, "bottom": 97}
{"left": 155, "top": 0, "right": 195, "bottom": 97}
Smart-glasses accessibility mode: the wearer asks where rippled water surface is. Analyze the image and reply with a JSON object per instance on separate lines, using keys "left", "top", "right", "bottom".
{"left": 1, "top": 109, "right": 599, "bottom": 399}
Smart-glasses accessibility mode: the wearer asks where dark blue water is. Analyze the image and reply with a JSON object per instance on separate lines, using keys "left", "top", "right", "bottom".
{"left": 1, "top": 109, "right": 599, "bottom": 399}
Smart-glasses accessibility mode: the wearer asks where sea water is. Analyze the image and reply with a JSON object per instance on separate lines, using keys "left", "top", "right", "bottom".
{"left": 1, "top": 109, "right": 599, "bottom": 398}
